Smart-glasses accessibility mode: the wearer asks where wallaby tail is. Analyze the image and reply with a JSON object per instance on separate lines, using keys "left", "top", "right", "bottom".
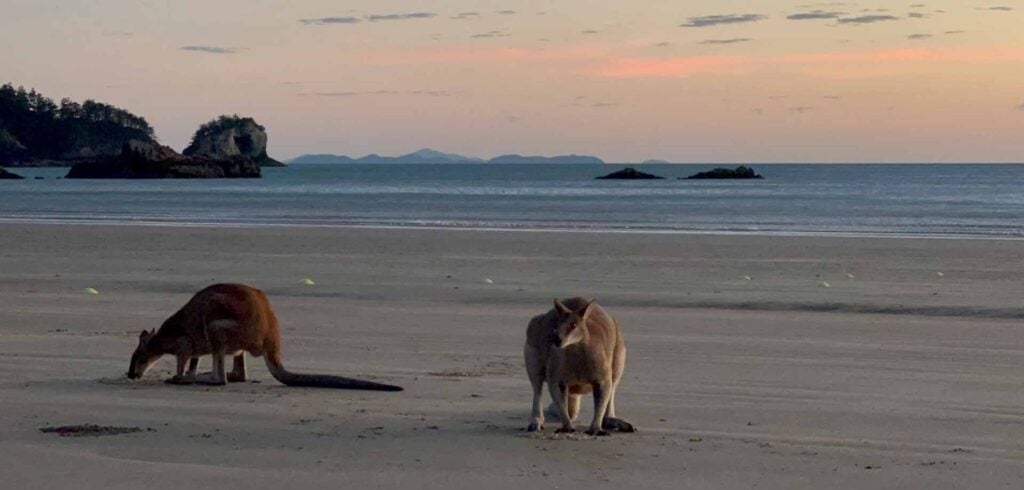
{"left": 264, "top": 352, "right": 403, "bottom": 391}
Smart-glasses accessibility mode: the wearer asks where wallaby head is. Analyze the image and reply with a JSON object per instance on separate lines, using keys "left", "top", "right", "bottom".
{"left": 127, "top": 329, "right": 162, "bottom": 379}
{"left": 553, "top": 298, "right": 595, "bottom": 349}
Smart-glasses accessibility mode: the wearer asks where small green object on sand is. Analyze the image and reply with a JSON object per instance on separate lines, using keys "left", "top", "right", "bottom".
{"left": 84, "top": 287, "right": 99, "bottom": 295}
{"left": 302, "top": 278, "right": 315, "bottom": 286}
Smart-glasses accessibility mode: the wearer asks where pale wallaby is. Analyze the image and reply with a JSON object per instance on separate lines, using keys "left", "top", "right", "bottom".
{"left": 524, "top": 298, "right": 636, "bottom": 435}
{"left": 127, "top": 283, "right": 402, "bottom": 391}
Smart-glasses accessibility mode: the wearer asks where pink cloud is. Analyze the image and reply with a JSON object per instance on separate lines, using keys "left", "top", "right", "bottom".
{"left": 596, "top": 48, "right": 1024, "bottom": 78}
{"left": 594, "top": 55, "right": 750, "bottom": 77}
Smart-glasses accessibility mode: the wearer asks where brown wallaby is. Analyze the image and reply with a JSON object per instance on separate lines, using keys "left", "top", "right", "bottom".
{"left": 524, "top": 298, "right": 636, "bottom": 435}
{"left": 127, "top": 283, "right": 402, "bottom": 391}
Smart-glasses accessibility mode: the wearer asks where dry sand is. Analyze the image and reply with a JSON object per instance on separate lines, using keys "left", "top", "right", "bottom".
{"left": 2, "top": 223, "right": 1024, "bottom": 488}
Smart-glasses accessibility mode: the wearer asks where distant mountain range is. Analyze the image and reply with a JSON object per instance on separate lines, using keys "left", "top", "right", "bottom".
{"left": 287, "top": 148, "right": 605, "bottom": 165}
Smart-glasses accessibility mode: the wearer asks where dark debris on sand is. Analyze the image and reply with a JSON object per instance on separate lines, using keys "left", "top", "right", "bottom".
{"left": 40, "top": 424, "right": 155, "bottom": 437}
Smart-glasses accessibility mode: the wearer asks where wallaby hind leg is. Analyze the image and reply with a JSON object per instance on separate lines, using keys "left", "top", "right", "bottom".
{"left": 196, "top": 352, "right": 227, "bottom": 385}
{"left": 586, "top": 380, "right": 613, "bottom": 436}
{"left": 568, "top": 395, "right": 581, "bottom": 421}
{"left": 196, "top": 321, "right": 231, "bottom": 386}
{"left": 524, "top": 345, "right": 546, "bottom": 431}
{"left": 601, "top": 381, "right": 637, "bottom": 432}
{"left": 227, "top": 354, "right": 247, "bottom": 383}
{"left": 600, "top": 342, "right": 635, "bottom": 432}
{"left": 550, "top": 382, "right": 575, "bottom": 433}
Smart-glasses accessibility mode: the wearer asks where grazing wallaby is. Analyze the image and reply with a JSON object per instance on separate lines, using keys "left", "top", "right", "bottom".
{"left": 524, "top": 298, "right": 636, "bottom": 435}
{"left": 127, "top": 283, "right": 402, "bottom": 391}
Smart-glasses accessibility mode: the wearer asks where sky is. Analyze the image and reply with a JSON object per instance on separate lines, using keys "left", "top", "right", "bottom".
{"left": 1, "top": 0, "right": 1023, "bottom": 163}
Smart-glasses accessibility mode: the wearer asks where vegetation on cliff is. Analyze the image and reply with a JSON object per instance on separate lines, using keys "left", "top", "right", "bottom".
{"left": 0, "top": 83, "right": 155, "bottom": 166}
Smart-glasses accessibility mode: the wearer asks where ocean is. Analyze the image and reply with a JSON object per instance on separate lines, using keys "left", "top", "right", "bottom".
{"left": 2, "top": 164, "right": 1022, "bottom": 238}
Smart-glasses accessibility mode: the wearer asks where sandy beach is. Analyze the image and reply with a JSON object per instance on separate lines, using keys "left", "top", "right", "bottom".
{"left": 2, "top": 223, "right": 1024, "bottom": 489}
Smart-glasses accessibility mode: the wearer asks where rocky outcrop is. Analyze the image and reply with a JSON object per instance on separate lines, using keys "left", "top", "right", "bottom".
{"left": 0, "top": 166, "right": 24, "bottom": 179}
{"left": 66, "top": 140, "right": 261, "bottom": 179}
{"left": 596, "top": 167, "right": 665, "bottom": 180}
{"left": 183, "top": 115, "right": 283, "bottom": 167}
{"left": 684, "top": 166, "right": 763, "bottom": 180}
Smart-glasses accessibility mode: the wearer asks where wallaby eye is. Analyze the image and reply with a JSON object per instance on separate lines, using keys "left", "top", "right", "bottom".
{"left": 570, "top": 322, "right": 577, "bottom": 329}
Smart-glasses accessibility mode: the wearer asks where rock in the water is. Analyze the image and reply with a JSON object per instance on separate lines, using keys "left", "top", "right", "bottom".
{"left": 183, "top": 115, "right": 283, "bottom": 167}
{"left": 596, "top": 167, "right": 665, "bottom": 180}
{"left": 66, "top": 140, "right": 261, "bottom": 179}
{"left": 684, "top": 166, "right": 763, "bottom": 180}
{"left": 0, "top": 166, "right": 25, "bottom": 179}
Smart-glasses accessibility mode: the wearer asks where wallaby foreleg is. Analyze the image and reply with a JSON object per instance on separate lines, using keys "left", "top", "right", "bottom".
{"left": 166, "top": 354, "right": 198, "bottom": 385}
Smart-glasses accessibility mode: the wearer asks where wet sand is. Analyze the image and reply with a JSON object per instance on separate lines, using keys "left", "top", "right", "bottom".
{"left": 2, "top": 223, "right": 1024, "bottom": 489}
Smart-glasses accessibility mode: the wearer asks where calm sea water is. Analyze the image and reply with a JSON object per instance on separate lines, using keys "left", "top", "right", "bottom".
{"left": 2, "top": 164, "right": 1023, "bottom": 237}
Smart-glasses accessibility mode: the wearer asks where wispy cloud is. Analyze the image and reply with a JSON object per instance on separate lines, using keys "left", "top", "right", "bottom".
{"left": 301, "top": 13, "right": 436, "bottom": 25}
{"left": 411, "top": 90, "right": 453, "bottom": 97}
{"left": 366, "top": 12, "right": 436, "bottom": 22}
{"left": 837, "top": 15, "right": 901, "bottom": 24}
{"left": 787, "top": 10, "right": 845, "bottom": 20}
{"left": 1016, "top": 102, "right": 1024, "bottom": 111}
{"left": 180, "top": 45, "right": 241, "bottom": 54}
{"left": 790, "top": 106, "right": 815, "bottom": 114}
{"left": 699, "top": 38, "right": 752, "bottom": 45}
{"left": 300, "top": 17, "right": 361, "bottom": 25}
{"left": 907, "top": 34, "right": 932, "bottom": 40}
{"left": 680, "top": 14, "right": 767, "bottom": 28}
{"left": 471, "top": 30, "right": 510, "bottom": 39}
{"left": 450, "top": 12, "right": 479, "bottom": 20}
{"left": 977, "top": 6, "right": 1013, "bottom": 11}
{"left": 496, "top": 10, "right": 517, "bottom": 15}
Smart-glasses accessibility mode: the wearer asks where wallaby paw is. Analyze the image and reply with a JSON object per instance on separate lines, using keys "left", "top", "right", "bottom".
{"left": 585, "top": 428, "right": 610, "bottom": 437}
{"left": 165, "top": 375, "right": 195, "bottom": 385}
{"left": 526, "top": 421, "right": 544, "bottom": 432}
{"left": 555, "top": 427, "right": 576, "bottom": 434}
{"left": 226, "top": 373, "right": 247, "bottom": 383}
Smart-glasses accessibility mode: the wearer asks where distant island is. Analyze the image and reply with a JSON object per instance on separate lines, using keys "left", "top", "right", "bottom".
{"left": 488, "top": 154, "right": 604, "bottom": 164}
{"left": 66, "top": 115, "right": 275, "bottom": 179}
{"left": 288, "top": 149, "right": 605, "bottom": 165}
{"left": 642, "top": 159, "right": 671, "bottom": 164}
{"left": 684, "top": 166, "right": 764, "bottom": 180}
{"left": 596, "top": 167, "right": 665, "bottom": 180}
{"left": 0, "top": 84, "right": 283, "bottom": 174}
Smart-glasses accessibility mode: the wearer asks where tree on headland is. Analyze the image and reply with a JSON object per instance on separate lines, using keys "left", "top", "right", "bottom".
{"left": 0, "top": 83, "right": 155, "bottom": 165}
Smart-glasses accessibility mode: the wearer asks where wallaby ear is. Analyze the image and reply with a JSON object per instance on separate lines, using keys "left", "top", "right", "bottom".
{"left": 139, "top": 329, "right": 149, "bottom": 339}
{"left": 580, "top": 300, "right": 596, "bottom": 320}
{"left": 553, "top": 299, "right": 571, "bottom": 315}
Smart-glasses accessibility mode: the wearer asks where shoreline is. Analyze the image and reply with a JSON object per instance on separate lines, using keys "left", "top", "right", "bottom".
{"left": 1, "top": 217, "right": 1023, "bottom": 241}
